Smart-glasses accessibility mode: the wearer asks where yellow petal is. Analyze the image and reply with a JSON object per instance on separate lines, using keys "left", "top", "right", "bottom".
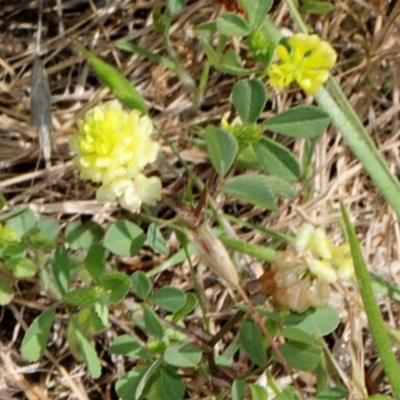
{"left": 309, "top": 227, "right": 333, "bottom": 259}
{"left": 295, "top": 223, "right": 315, "bottom": 251}
{"left": 307, "top": 258, "right": 337, "bottom": 284}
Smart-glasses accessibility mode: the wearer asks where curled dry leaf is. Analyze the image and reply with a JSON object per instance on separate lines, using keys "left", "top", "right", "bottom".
{"left": 187, "top": 221, "right": 240, "bottom": 288}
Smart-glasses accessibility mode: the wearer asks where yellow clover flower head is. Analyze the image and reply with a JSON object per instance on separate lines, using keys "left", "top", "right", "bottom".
{"left": 295, "top": 223, "right": 354, "bottom": 283}
{"left": 268, "top": 33, "right": 337, "bottom": 95}
{"left": 69, "top": 100, "right": 161, "bottom": 212}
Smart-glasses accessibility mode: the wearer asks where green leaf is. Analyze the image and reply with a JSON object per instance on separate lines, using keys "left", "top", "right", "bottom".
{"left": 69, "top": 314, "right": 102, "bottom": 378}
{"left": 205, "top": 126, "right": 238, "bottom": 177}
{"left": 160, "top": 367, "right": 185, "bottom": 400}
{"left": 263, "top": 106, "right": 330, "bottom": 138}
{"left": 143, "top": 304, "right": 164, "bottom": 339}
{"left": 23, "top": 219, "right": 58, "bottom": 250}
{"left": 200, "top": 40, "right": 220, "bottom": 65}
{"left": 145, "top": 372, "right": 165, "bottom": 400}
{"left": 7, "top": 208, "right": 35, "bottom": 238}
{"left": 136, "top": 359, "right": 162, "bottom": 400}
{"left": 131, "top": 271, "right": 152, "bottom": 300}
{"left": 63, "top": 286, "right": 107, "bottom": 308}
{"left": 279, "top": 326, "right": 322, "bottom": 371}
{"left": 232, "top": 79, "right": 267, "bottom": 123}
{"left": 85, "top": 243, "right": 107, "bottom": 282}
{"left": 3, "top": 241, "right": 25, "bottom": 257}
{"left": 250, "top": 384, "right": 268, "bottom": 400}
{"left": 93, "top": 301, "right": 108, "bottom": 330}
{"left": 67, "top": 309, "right": 93, "bottom": 362}
{"left": 216, "top": 50, "right": 250, "bottom": 75}
{"left": 100, "top": 273, "right": 131, "bottom": 303}
{"left": 261, "top": 175, "right": 296, "bottom": 199}
{"left": 152, "top": 4, "right": 166, "bottom": 35}
{"left": 172, "top": 292, "right": 198, "bottom": 323}
{"left": 253, "top": 137, "right": 301, "bottom": 180}
{"left": 300, "top": 0, "right": 334, "bottom": 15}
{"left": 147, "top": 224, "right": 168, "bottom": 255}
{"left": 195, "top": 21, "right": 218, "bottom": 39}
{"left": 21, "top": 308, "right": 55, "bottom": 362}
{"left": 36, "top": 218, "right": 60, "bottom": 241}
{"left": 0, "top": 207, "right": 28, "bottom": 224}
{"left": 74, "top": 41, "right": 147, "bottom": 114}
{"left": 279, "top": 339, "right": 322, "bottom": 371}
{"left": 103, "top": 220, "right": 145, "bottom": 257}
{"left": 370, "top": 272, "right": 400, "bottom": 303}
{"left": 217, "top": 13, "right": 250, "bottom": 37}
{"left": 115, "top": 367, "right": 148, "bottom": 400}
{"left": 6, "top": 257, "right": 37, "bottom": 278}
{"left": 281, "top": 326, "right": 321, "bottom": 344}
{"left": 110, "top": 334, "right": 151, "bottom": 360}
{"left": 117, "top": 42, "right": 176, "bottom": 71}
{"left": 24, "top": 231, "right": 55, "bottom": 250}
{"left": 51, "top": 245, "right": 69, "bottom": 295}
{"left": 239, "top": 319, "right": 268, "bottom": 366}
{"left": 168, "top": 0, "right": 187, "bottom": 14}
{"left": 315, "top": 387, "right": 348, "bottom": 400}
{"left": 65, "top": 220, "right": 104, "bottom": 250}
{"left": 220, "top": 174, "right": 276, "bottom": 209}
{"left": 232, "top": 379, "right": 246, "bottom": 400}
{"left": 243, "top": 0, "right": 272, "bottom": 28}
{"left": 0, "top": 276, "right": 14, "bottom": 305}
{"left": 149, "top": 286, "right": 186, "bottom": 313}
{"left": 284, "top": 304, "right": 340, "bottom": 337}
{"left": 163, "top": 342, "right": 202, "bottom": 367}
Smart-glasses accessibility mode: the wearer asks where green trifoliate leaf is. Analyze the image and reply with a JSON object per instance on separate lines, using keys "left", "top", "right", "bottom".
{"left": 205, "top": 126, "right": 238, "bottom": 176}
{"left": 263, "top": 106, "right": 330, "bottom": 138}
{"left": 232, "top": 79, "right": 267, "bottom": 124}
{"left": 217, "top": 13, "right": 250, "bottom": 37}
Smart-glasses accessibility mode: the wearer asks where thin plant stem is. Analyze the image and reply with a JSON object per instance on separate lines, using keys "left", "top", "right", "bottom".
{"left": 284, "top": 0, "right": 308, "bottom": 33}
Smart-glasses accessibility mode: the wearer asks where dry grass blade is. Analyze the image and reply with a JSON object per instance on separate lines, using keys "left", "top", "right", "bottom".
{"left": 30, "top": 56, "right": 52, "bottom": 170}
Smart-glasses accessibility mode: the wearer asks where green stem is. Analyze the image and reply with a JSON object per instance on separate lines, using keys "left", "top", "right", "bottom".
{"left": 284, "top": 0, "right": 309, "bottom": 33}
{"left": 219, "top": 234, "right": 276, "bottom": 262}
{"left": 341, "top": 203, "right": 400, "bottom": 399}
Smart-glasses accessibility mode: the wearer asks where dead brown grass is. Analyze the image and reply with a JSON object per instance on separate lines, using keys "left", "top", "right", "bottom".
{"left": 1, "top": 0, "right": 400, "bottom": 398}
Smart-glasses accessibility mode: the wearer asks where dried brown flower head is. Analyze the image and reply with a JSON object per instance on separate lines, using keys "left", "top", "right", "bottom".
{"left": 265, "top": 251, "right": 330, "bottom": 313}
